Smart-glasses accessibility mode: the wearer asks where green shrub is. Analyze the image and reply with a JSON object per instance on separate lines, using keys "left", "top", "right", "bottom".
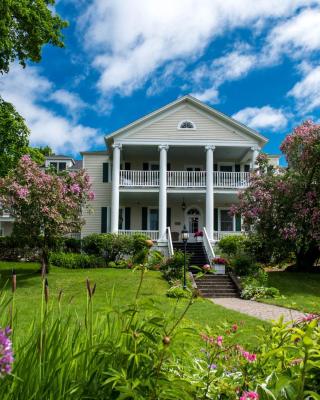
{"left": 218, "top": 234, "right": 246, "bottom": 256}
{"left": 243, "top": 234, "right": 271, "bottom": 264}
{"left": 230, "top": 253, "right": 260, "bottom": 276}
{"left": 161, "top": 250, "right": 190, "bottom": 281}
{"left": 63, "top": 238, "right": 82, "bottom": 253}
{"left": 147, "top": 250, "right": 164, "bottom": 270}
{"left": 82, "top": 233, "right": 149, "bottom": 262}
{"left": 166, "top": 286, "right": 193, "bottom": 299}
{"left": 241, "top": 285, "right": 280, "bottom": 300}
{"left": 0, "top": 236, "right": 39, "bottom": 261}
{"left": 49, "top": 252, "right": 105, "bottom": 269}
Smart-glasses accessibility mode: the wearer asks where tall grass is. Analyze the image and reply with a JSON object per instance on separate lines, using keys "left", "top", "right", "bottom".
{"left": 0, "top": 266, "right": 195, "bottom": 399}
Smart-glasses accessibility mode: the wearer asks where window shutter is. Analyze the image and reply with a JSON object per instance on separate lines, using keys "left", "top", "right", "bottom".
{"left": 103, "top": 163, "right": 109, "bottom": 182}
{"left": 235, "top": 164, "right": 240, "bottom": 172}
{"left": 214, "top": 208, "right": 218, "bottom": 231}
{"left": 244, "top": 164, "right": 250, "bottom": 172}
{"left": 142, "top": 207, "right": 148, "bottom": 230}
{"left": 125, "top": 207, "right": 131, "bottom": 229}
{"left": 101, "top": 207, "right": 108, "bottom": 233}
{"left": 214, "top": 164, "right": 218, "bottom": 171}
{"left": 235, "top": 215, "right": 241, "bottom": 231}
{"left": 167, "top": 163, "right": 171, "bottom": 171}
{"left": 167, "top": 207, "right": 171, "bottom": 228}
{"left": 143, "top": 163, "right": 149, "bottom": 171}
{"left": 125, "top": 162, "right": 131, "bottom": 170}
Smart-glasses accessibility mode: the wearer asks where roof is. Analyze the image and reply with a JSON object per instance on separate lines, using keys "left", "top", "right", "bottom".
{"left": 105, "top": 95, "right": 268, "bottom": 145}
{"left": 69, "top": 160, "right": 83, "bottom": 170}
{"left": 80, "top": 150, "right": 109, "bottom": 155}
{"left": 45, "top": 155, "right": 74, "bottom": 160}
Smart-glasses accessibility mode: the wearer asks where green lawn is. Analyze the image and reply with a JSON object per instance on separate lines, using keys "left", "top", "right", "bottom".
{"left": 260, "top": 272, "right": 320, "bottom": 314}
{"left": 0, "top": 261, "right": 266, "bottom": 347}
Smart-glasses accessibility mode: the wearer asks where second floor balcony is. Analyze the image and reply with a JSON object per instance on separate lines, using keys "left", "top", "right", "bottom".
{"left": 119, "top": 170, "right": 250, "bottom": 189}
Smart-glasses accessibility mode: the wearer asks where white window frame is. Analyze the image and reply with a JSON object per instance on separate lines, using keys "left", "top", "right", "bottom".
{"left": 218, "top": 208, "right": 235, "bottom": 232}
{"left": 147, "top": 207, "right": 159, "bottom": 231}
{"left": 177, "top": 120, "right": 197, "bottom": 130}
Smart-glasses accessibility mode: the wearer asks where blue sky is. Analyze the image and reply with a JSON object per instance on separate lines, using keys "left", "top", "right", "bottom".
{"left": 1, "top": 1, "right": 320, "bottom": 163}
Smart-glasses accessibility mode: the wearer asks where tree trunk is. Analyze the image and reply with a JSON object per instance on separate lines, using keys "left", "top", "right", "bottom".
{"left": 41, "top": 247, "right": 50, "bottom": 276}
{"left": 295, "top": 245, "right": 320, "bottom": 272}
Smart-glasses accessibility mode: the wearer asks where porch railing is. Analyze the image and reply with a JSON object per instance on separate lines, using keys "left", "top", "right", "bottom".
{"left": 118, "top": 229, "right": 159, "bottom": 241}
{"left": 203, "top": 227, "right": 215, "bottom": 265}
{"left": 167, "top": 171, "right": 206, "bottom": 187}
{"left": 213, "top": 231, "right": 243, "bottom": 241}
{"left": 119, "top": 170, "right": 159, "bottom": 187}
{"left": 119, "top": 170, "right": 250, "bottom": 189}
{"left": 166, "top": 226, "right": 174, "bottom": 257}
{"left": 214, "top": 171, "right": 250, "bottom": 188}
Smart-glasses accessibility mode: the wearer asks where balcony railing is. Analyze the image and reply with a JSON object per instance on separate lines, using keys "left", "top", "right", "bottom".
{"left": 213, "top": 231, "right": 243, "bottom": 241}
{"left": 118, "top": 229, "right": 159, "bottom": 241}
{"left": 119, "top": 170, "right": 250, "bottom": 189}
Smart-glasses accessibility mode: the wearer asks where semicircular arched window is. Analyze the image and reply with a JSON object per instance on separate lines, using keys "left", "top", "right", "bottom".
{"left": 179, "top": 120, "right": 195, "bottom": 129}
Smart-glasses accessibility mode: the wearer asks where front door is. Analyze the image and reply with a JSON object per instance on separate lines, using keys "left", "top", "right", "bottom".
{"left": 186, "top": 207, "right": 201, "bottom": 235}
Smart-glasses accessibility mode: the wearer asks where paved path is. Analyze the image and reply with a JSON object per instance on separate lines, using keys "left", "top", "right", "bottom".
{"left": 211, "top": 298, "right": 306, "bottom": 323}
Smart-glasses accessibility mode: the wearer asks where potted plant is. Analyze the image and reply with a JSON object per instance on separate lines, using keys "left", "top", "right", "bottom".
{"left": 212, "top": 257, "right": 228, "bottom": 275}
{"left": 194, "top": 230, "right": 203, "bottom": 242}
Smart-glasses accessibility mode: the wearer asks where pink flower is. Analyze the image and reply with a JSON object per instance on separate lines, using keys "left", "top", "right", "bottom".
{"left": 240, "top": 349, "right": 257, "bottom": 362}
{"left": 240, "top": 391, "right": 259, "bottom": 400}
{"left": 202, "top": 264, "right": 211, "bottom": 271}
{"left": 216, "top": 336, "right": 223, "bottom": 347}
{"left": 88, "top": 191, "right": 95, "bottom": 200}
{"left": 16, "top": 187, "right": 29, "bottom": 199}
{"left": 232, "top": 324, "right": 238, "bottom": 332}
{"left": 70, "top": 183, "right": 81, "bottom": 194}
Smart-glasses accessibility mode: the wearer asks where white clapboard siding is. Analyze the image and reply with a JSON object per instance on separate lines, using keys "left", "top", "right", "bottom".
{"left": 81, "top": 153, "right": 112, "bottom": 237}
{"left": 125, "top": 104, "right": 248, "bottom": 142}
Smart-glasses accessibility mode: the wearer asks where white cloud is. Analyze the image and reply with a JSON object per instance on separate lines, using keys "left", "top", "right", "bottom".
{"left": 50, "top": 89, "right": 87, "bottom": 116}
{"left": 191, "top": 87, "right": 219, "bottom": 103}
{"left": 79, "top": 0, "right": 316, "bottom": 96}
{"left": 0, "top": 65, "right": 100, "bottom": 155}
{"left": 265, "top": 8, "right": 320, "bottom": 61}
{"left": 232, "top": 106, "right": 288, "bottom": 131}
{"left": 288, "top": 65, "right": 320, "bottom": 112}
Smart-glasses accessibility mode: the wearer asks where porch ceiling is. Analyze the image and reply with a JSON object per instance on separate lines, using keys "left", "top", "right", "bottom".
{"left": 121, "top": 145, "right": 251, "bottom": 163}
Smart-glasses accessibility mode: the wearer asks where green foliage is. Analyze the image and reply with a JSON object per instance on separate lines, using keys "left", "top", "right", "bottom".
{"left": 218, "top": 234, "right": 246, "bottom": 256}
{"left": 161, "top": 250, "right": 190, "bottom": 281}
{"left": 82, "top": 233, "right": 149, "bottom": 262}
{"left": 230, "top": 253, "right": 260, "bottom": 276}
{"left": 23, "top": 146, "right": 45, "bottom": 165}
{"left": 166, "top": 285, "right": 193, "bottom": 299}
{"left": 49, "top": 252, "right": 106, "bottom": 269}
{"left": 148, "top": 250, "right": 164, "bottom": 270}
{"left": 0, "top": 0, "right": 68, "bottom": 74}
{"left": 241, "top": 285, "right": 280, "bottom": 300}
{"left": 0, "top": 97, "right": 29, "bottom": 177}
{"left": 0, "top": 236, "right": 38, "bottom": 261}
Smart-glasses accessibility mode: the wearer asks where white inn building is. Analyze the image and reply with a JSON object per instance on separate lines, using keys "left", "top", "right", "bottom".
{"left": 81, "top": 95, "right": 279, "bottom": 254}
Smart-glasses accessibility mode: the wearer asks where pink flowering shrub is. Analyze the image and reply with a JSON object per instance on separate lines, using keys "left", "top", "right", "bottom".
{"left": 213, "top": 257, "right": 228, "bottom": 265}
{"left": 0, "top": 155, "right": 94, "bottom": 272}
{"left": 231, "top": 121, "right": 320, "bottom": 270}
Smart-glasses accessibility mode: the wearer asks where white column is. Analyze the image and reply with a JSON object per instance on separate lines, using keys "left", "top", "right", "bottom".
{"left": 111, "top": 143, "right": 122, "bottom": 233}
{"left": 205, "top": 145, "right": 215, "bottom": 241}
{"left": 158, "top": 144, "right": 169, "bottom": 242}
{"left": 251, "top": 147, "right": 259, "bottom": 171}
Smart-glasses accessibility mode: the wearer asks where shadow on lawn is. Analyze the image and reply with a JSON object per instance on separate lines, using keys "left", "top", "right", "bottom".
{"left": 0, "top": 268, "right": 40, "bottom": 290}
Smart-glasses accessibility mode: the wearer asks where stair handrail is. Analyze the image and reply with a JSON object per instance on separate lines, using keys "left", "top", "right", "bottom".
{"left": 203, "top": 227, "right": 215, "bottom": 266}
{"left": 166, "top": 226, "right": 174, "bottom": 257}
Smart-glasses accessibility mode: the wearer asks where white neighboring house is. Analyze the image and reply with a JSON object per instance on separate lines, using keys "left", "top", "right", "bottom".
{"left": 0, "top": 155, "right": 83, "bottom": 237}
{"left": 81, "top": 95, "right": 279, "bottom": 255}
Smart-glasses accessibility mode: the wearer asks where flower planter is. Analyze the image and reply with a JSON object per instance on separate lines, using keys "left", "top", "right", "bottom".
{"left": 214, "top": 264, "right": 225, "bottom": 275}
{"left": 195, "top": 236, "right": 203, "bottom": 242}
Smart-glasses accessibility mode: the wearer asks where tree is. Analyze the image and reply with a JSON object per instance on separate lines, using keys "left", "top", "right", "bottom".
{"left": 0, "top": 155, "right": 95, "bottom": 273}
{"left": 231, "top": 121, "right": 320, "bottom": 271}
{"left": 0, "top": 0, "right": 67, "bottom": 74}
{"left": 0, "top": 97, "right": 30, "bottom": 177}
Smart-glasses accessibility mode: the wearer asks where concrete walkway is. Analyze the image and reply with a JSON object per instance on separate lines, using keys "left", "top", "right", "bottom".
{"left": 211, "top": 298, "right": 306, "bottom": 323}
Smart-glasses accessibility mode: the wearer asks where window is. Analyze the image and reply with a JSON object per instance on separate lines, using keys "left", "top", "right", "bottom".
{"left": 220, "top": 210, "right": 234, "bottom": 231}
{"left": 149, "top": 209, "right": 159, "bottom": 230}
{"left": 179, "top": 120, "right": 195, "bottom": 129}
{"left": 49, "top": 161, "right": 67, "bottom": 172}
{"left": 49, "top": 162, "right": 58, "bottom": 171}
{"left": 59, "top": 162, "right": 66, "bottom": 171}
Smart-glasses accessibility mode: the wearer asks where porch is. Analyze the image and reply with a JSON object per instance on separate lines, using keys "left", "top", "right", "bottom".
{"left": 119, "top": 170, "right": 250, "bottom": 189}
{"left": 116, "top": 192, "right": 242, "bottom": 243}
